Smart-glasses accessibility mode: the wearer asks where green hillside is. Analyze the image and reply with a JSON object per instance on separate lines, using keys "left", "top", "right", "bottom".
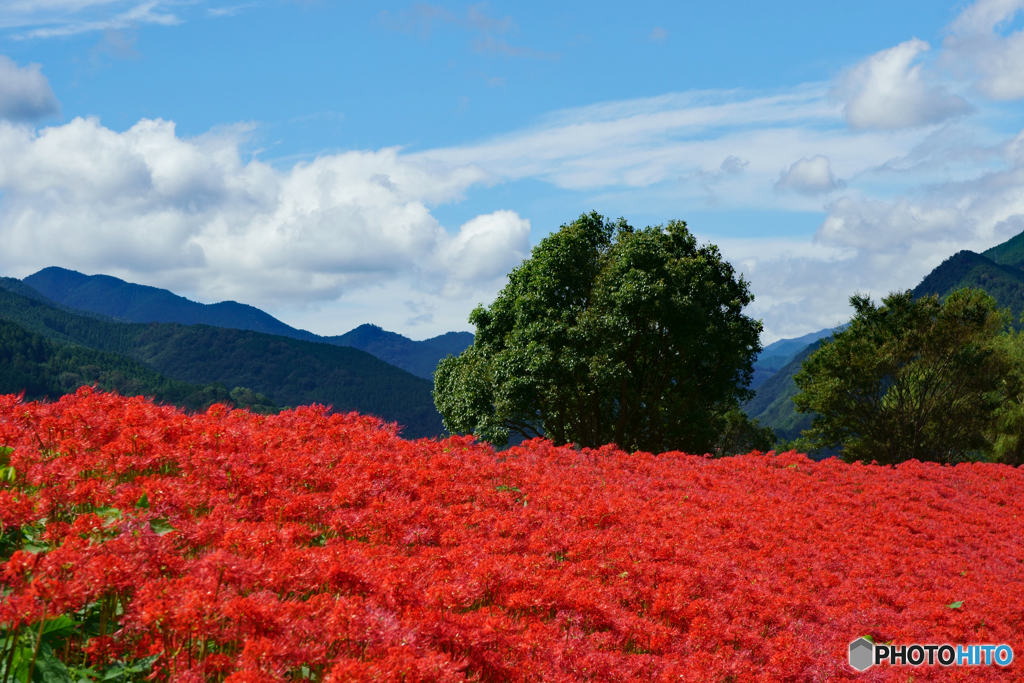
{"left": 0, "top": 287, "right": 444, "bottom": 438}
{"left": 24, "top": 268, "right": 474, "bottom": 380}
{"left": 24, "top": 267, "right": 321, "bottom": 340}
{"left": 0, "top": 318, "right": 274, "bottom": 411}
{"left": 327, "top": 324, "right": 474, "bottom": 379}
{"left": 912, "top": 250, "right": 1024, "bottom": 326}
{"left": 983, "top": 230, "right": 1024, "bottom": 270}
{"left": 743, "top": 341, "right": 822, "bottom": 442}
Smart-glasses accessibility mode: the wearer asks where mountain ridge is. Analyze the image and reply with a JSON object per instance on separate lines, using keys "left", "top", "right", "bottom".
{"left": 0, "top": 284, "right": 445, "bottom": 438}
{"left": 24, "top": 267, "right": 473, "bottom": 379}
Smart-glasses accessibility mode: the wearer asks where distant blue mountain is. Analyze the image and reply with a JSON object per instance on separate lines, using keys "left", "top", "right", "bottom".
{"left": 24, "top": 267, "right": 472, "bottom": 379}
{"left": 749, "top": 327, "right": 840, "bottom": 389}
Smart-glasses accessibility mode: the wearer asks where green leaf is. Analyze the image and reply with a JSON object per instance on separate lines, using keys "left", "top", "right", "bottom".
{"left": 34, "top": 642, "right": 73, "bottom": 683}
{"left": 0, "top": 645, "right": 35, "bottom": 682}
{"left": 148, "top": 518, "right": 175, "bottom": 536}
{"left": 860, "top": 634, "right": 875, "bottom": 643}
{"left": 95, "top": 507, "right": 122, "bottom": 524}
{"left": 40, "top": 615, "right": 77, "bottom": 642}
{"left": 948, "top": 600, "right": 964, "bottom": 609}
{"left": 134, "top": 494, "right": 149, "bottom": 510}
{"left": 99, "top": 654, "right": 159, "bottom": 682}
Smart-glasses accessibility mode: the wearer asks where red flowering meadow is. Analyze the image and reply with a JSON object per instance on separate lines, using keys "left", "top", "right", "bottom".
{"left": 1, "top": 388, "right": 1023, "bottom": 682}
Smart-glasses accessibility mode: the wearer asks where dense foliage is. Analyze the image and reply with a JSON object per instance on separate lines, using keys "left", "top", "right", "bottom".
{"left": 435, "top": 212, "right": 762, "bottom": 453}
{"left": 0, "top": 287, "right": 444, "bottom": 438}
{"left": 793, "top": 289, "right": 1013, "bottom": 464}
{"left": 1, "top": 389, "right": 1022, "bottom": 681}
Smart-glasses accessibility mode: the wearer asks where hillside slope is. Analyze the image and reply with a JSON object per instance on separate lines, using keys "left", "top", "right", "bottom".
{"left": 744, "top": 341, "right": 823, "bottom": 442}
{"left": 25, "top": 267, "right": 322, "bottom": 340}
{"left": 912, "top": 250, "right": 1024, "bottom": 325}
{"left": 25, "top": 267, "right": 473, "bottom": 378}
{"left": 0, "top": 287, "right": 444, "bottom": 437}
{"left": 0, "top": 318, "right": 274, "bottom": 411}
{"left": 326, "top": 324, "right": 475, "bottom": 379}
{"left": 983, "top": 229, "right": 1024, "bottom": 270}
{"left": 750, "top": 327, "right": 837, "bottom": 389}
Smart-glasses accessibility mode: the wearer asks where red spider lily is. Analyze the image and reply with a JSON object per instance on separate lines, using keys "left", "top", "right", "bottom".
{"left": 0, "top": 386, "right": 1022, "bottom": 682}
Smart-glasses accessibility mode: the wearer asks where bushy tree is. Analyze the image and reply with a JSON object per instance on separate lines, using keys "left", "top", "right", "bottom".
{"left": 988, "top": 330, "right": 1024, "bottom": 465}
{"left": 793, "top": 288, "right": 1014, "bottom": 464}
{"left": 712, "top": 408, "right": 777, "bottom": 457}
{"left": 433, "top": 212, "right": 763, "bottom": 453}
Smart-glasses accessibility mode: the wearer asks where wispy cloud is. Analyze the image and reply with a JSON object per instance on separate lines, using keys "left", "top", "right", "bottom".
{"left": 6, "top": 1, "right": 179, "bottom": 39}
{"left": 207, "top": 4, "right": 255, "bottom": 18}
{"left": 381, "top": 2, "right": 554, "bottom": 60}
{"left": 647, "top": 26, "right": 667, "bottom": 43}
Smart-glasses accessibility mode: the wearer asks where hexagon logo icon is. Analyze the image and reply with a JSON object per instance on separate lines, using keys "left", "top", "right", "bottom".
{"left": 849, "top": 637, "right": 874, "bottom": 671}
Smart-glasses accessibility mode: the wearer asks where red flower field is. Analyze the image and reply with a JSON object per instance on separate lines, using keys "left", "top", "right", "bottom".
{"left": 1, "top": 388, "right": 1023, "bottom": 682}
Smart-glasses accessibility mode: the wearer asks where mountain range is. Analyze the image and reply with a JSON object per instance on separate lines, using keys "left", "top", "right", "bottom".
{"left": 0, "top": 271, "right": 479, "bottom": 438}
{"left": 25, "top": 267, "right": 474, "bottom": 380}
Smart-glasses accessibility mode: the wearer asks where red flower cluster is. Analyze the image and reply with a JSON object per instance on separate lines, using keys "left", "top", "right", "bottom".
{"left": 1, "top": 387, "right": 1023, "bottom": 682}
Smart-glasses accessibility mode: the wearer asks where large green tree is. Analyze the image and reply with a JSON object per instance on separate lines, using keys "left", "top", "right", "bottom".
{"left": 433, "top": 212, "right": 763, "bottom": 453}
{"left": 792, "top": 288, "right": 1014, "bottom": 464}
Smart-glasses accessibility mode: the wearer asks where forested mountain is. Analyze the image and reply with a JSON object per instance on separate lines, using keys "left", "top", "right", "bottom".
{"left": 25, "top": 267, "right": 323, "bottom": 340}
{"left": 982, "top": 229, "right": 1024, "bottom": 269}
{"left": 744, "top": 341, "right": 824, "bottom": 442}
{"left": 750, "top": 327, "right": 836, "bottom": 388}
{"left": 330, "top": 324, "right": 475, "bottom": 379}
{"left": 912, "top": 250, "right": 1024, "bottom": 326}
{"left": 24, "top": 267, "right": 473, "bottom": 379}
{"left": 0, "top": 318, "right": 277, "bottom": 411}
{"left": 0, "top": 287, "right": 444, "bottom": 438}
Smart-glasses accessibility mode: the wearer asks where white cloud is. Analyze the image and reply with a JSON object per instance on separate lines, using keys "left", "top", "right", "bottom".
{"left": 0, "top": 55, "right": 59, "bottom": 121}
{"left": 835, "top": 38, "right": 971, "bottom": 129}
{"left": 775, "top": 155, "right": 843, "bottom": 195}
{"left": 944, "top": 0, "right": 1024, "bottom": 100}
{"left": 419, "top": 86, "right": 851, "bottom": 192}
{"left": 948, "top": 0, "right": 1024, "bottom": 36}
{"left": 0, "top": 116, "right": 531, "bottom": 337}
{"left": 725, "top": 142, "right": 1024, "bottom": 341}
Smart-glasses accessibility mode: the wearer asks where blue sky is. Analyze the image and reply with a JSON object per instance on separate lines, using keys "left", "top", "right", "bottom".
{"left": 2, "top": 0, "right": 1024, "bottom": 341}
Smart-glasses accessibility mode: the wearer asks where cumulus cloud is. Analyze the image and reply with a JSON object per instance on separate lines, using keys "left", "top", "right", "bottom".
{"left": 774, "top": 155, "right": 843, "bottom": 195}
{"left": 835, "top": 39, "right": 971, "bottom": 130}
{"left": 0, "top": 116, "right": 530, "bottom": 332}
{"left": 0, "top": 56, "right": 60, "bottom": 122}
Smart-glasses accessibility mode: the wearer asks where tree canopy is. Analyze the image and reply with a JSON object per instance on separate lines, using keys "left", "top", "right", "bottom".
{"left": 792, "top": 288, "right": 1014, "bottom": 464}
{"left": 433, "top": 212, "right": 763, "bottom": 453}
